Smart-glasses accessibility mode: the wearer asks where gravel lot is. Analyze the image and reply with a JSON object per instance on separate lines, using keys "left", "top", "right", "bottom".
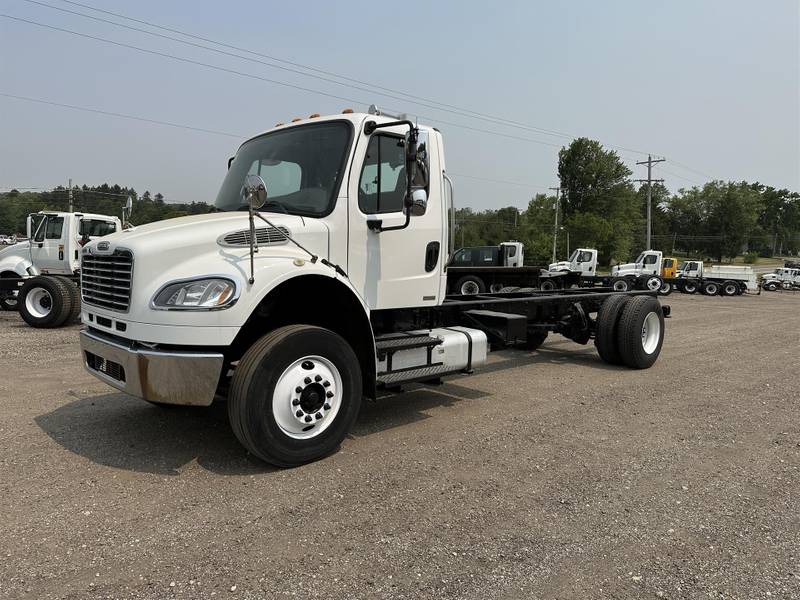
{"left": 1, "top": 292, "right": 798, "bottom": 599}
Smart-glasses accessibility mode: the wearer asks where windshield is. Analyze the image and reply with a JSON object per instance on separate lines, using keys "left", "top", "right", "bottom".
{"left": 214, "top": 121, "right": 353, "bottom": 216}
{"left": 634, "top": 252, "right": 645, "bottom": 264}
{"left": 568, "top": 249, "right": 578, "bottom": 261}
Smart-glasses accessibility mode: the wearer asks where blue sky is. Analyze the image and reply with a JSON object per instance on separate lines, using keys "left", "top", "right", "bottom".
{"left": 1, "top": 0, "right": 798, "bottom": 210}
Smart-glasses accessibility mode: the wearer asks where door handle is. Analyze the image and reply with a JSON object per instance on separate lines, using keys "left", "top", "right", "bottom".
{"left": 37, "top": 243, "right": 43, "bottom": 248}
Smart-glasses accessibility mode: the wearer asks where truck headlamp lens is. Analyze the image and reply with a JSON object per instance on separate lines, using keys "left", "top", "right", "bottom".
{"left": 153, "top": 278, "right": 237, "bottom": 309}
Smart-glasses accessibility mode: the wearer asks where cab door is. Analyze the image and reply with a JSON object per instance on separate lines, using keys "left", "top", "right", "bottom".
{"left": 29, "top": 214, "right": 69, "bottom": 273}
{"left": 347, "top": 127, "right": 443, "bottom": 310}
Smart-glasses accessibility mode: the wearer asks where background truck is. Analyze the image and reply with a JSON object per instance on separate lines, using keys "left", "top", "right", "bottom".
{"left": 546, "top": 248, "right": 673, "bottom": 294}
{"left": 761, "top": 267, "right": 800, "bottom": 291}
{"left": 78, "top": 107, "right": 669, "bottom": 468}
{"left": 674, "top": 260, "right": 757, "bottom": 295}
{"left": 447, "top": 241, "right": 581, "bottom": 294}
{"left": 0, "top": 210, "right": 123, "bottom": 326}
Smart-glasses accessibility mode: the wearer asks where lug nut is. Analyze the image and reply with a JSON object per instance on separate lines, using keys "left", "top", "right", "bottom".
{"left": 295, "top": 410, "right": 303, "bottom": 417}
{"left": 304, "top": 415, "right": 312, "bottom": 423}
{"left": 314, "top": 375, "right": 322, "bottom": 382}
{"left": 301, "top": 361, "right": 314, "bottom": 370}
{"left": 326, "top": 391, "right": 334, "bottom": 398}
{"left": 295, "top": 386, "right": 303, "bottom": 394}
{"left": 315, "top": 412, "right": 322, "bottom": 420}
{"left": 323, "top": 381, "right": 330, "bottom": 388}
{"left": 323, "top": 403, "right": 331, "bottom": 410}
{"left": 304, "top": 377, "right": 312, "bottom": 384}
{"left": 292, "top": 399, "right": 300, "bottom": 406}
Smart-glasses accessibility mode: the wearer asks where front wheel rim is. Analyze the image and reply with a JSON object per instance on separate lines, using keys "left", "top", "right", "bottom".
{"left": 646, "top": 277, "right": 661, "bottom": 291}
{"left": 272, "top": 355, "right": 343, "bottom": 440}
{"left": 641, "top": 312, "right": 661, "bottom": 354}
{"left": 25, "top": 287, "right": 52, "bottom": 318}
{"left": 461, "top": 281, "right": 480, "bottom": 295}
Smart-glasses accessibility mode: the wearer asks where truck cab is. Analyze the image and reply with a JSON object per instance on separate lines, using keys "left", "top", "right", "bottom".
{"left": 676, "top": 259, "right": 703, "bottom": 279}
{"left": 0, "top": 211, "right": 121, "bottom": 280}
{"left": 449, "top": 241, "right": 523, "bottom": 268}
{"left": 612, "top": 250, "right": 663, "bottom": 278}
{"left": 548, "top": 248, "right": 598, "bottom": 276}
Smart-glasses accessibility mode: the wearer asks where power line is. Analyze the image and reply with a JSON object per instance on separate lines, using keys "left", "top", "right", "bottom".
{"left": 44, "top": 0, "right": 653, "bottom": 155}
{"left": 449, "top": 173, "right": 551, "bottom": 190}
{"left": 666, "top": 159, "right": 716, "bottom": 181}
{"left": 0, "top": 14, "right": 575, "bottom": 152}
{"left": 0, "top": 92, "right": 243, "bottom": 137}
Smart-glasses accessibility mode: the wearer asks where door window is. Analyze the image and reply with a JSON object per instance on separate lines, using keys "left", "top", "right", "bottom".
{"left": 359, "top": 135, "right": 407, "bottom": 214}
{"left": 643, "top": 254, "right": 657, "bottom": 265}
{"left": 45, "top": 217, "right": 64, "bottom": 240}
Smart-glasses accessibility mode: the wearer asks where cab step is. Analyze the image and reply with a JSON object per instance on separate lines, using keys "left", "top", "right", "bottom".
{"left": 375, "top": 333, "right": 442, "bottom": 359}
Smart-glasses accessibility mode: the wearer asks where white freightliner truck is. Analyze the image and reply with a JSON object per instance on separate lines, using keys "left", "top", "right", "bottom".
{"left": 761, "top": 267, "right": 800, "bottom": 291}
{"left": 78, "top": 107, "right": 670, "bottom": 467}
{"left": 0, "top": 211, "right": 122, "bottom": 324}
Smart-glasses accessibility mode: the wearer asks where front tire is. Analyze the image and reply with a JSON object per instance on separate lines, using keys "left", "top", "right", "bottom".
{"left": 539, "top": 279, "right": 557, "bottom": 292}
{"left": 658, "top": 281, "right": 673, "bottom": 296}
{"left": 228, "top": 325, "right": 362, "bottom": 467}
{"left": 612, "top": 278, "right": 629, "bottom": 292}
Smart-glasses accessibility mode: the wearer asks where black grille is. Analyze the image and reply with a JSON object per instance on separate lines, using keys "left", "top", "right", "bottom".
{"left": 85, "top": 351, "right": 126, "bottom": 382}
{"left": 81, "top": 249, "right": 133, "bottom": 311}
{"left": 221, "top": 226, "right": 289, "bottom": 246}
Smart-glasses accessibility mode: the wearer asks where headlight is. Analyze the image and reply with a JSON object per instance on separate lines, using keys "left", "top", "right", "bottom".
{"left": 152, "top": 277, "right": 238, "bottom": 310}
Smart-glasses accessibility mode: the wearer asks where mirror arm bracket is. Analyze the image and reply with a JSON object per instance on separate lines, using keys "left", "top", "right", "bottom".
{"left": 363, "top": 119, "right": 414, "bottom": 136}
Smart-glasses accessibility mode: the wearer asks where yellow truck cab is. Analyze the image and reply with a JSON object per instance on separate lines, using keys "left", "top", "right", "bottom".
{"left": 661, "top": 257, "right": 678, "bottom": 279}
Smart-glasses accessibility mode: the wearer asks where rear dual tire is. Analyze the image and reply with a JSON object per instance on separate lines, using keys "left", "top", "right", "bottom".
{"left": 595, "top": 295, "right": 665, "bottom": 369}
{"left": 18, "top": 276, "right": 77, "bottom": 328}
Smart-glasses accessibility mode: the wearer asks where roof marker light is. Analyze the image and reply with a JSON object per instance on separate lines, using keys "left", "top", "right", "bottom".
{"left": 341, "top": 108, "right": 354, "bottom": 114}
{"left": 291, "top": 117, "right": 302, "bottom": 122}
{"left": 309, "top": 113, "right": 320, "bottom": 118}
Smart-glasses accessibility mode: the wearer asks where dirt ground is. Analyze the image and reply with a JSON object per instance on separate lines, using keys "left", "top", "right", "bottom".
{"left": 1, "top": 292, "right": 798, "bottom": 599}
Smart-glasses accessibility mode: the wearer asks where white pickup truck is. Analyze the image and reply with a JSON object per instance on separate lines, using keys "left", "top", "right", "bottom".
{"left": 78, "top": 106, "right": 669, "bottom": 467}
{"left": 0, "top": 211, "right": 122, "bottom": 325}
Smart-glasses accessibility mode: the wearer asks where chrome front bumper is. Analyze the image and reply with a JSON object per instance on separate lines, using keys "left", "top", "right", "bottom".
{"left": 79, "top": 328, "right": 225, "bottom": 406}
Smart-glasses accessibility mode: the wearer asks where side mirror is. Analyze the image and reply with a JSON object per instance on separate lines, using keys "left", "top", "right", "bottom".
{"left": 243, "top": 174, "right": 268, "bottom": 210}
{"left": 404, "top": 128, "right": 430, "bottom": 190}
{"left": 410, "top": 189, "right": 428, "bottom": 216}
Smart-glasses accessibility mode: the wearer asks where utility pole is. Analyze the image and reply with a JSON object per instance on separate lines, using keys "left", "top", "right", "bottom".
{"left": 635, "top": 155, "right": 665, "bottom": 250}
{"left": 549, "top": 186, "right": 561, "bottom": 263}
{"left": 68, "top": 178, "right": 73, "bottom": 212}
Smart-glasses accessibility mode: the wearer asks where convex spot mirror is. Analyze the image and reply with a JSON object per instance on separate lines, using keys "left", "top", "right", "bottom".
{"left": 243, "top": 174, "right": 268, "bottom": 210}
{"left": 410, "top": 188, "right": 428, "bottom": 216}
